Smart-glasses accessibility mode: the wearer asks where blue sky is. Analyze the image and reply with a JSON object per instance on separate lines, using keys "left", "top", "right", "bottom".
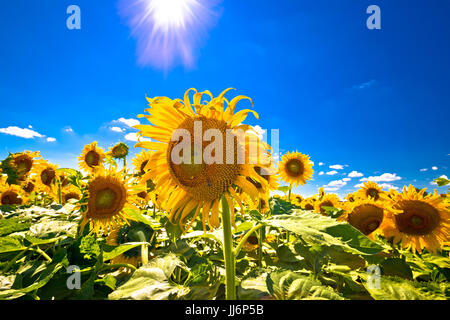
{"left": 0, "top": 0, "right": 449, "bottom": 197}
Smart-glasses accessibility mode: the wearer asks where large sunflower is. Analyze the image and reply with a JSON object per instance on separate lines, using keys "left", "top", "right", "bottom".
{"left": 301, "top": 198, "right": 315, "bottom": 211}
{"left": 314, "top": 193, "right": 341, "bottom": 215}
{"left": 0, "top": 183, "right": 27, "bottom": 205}
{"left": 80, "top": 166, "right": 138, "bottom": 233}
{"left": 340, "top": 198, "right": 386, "bottom": 238}
{"left": 380, "top": 185, "right": 449, "bottom": 253}
{"left": 356, "top": 181, "right": 385, "bottom": 201}
{"left": 78, "top": 142, "right": 106, "bottom": 174}
{"left": 135, "top": 88, "right": 271, "bottom": 231}
{"left": 278, "top": 152, "right": 314, "bottom": 187}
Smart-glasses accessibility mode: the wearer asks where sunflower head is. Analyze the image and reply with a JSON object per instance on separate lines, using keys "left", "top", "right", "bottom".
{"left": 0, "top": 151, "right": 41, "bottom": 184}
{"left": 132, "top": 150, "right": 153, "bottom": 176}
{"left": 314, "top": 193, "right": 341, "bottom": 215}
{"left": 32, "top": 160, "right": 59, "bottom": 194}
{"left": 278, "top": 152, "right": 314, "bottom": 187}
{"left": 78, "top": 142, "right": 106, "bottom": 174}
{"left": 62, "top": 185, "right": 82, "bottom": 204}
{"left": 80, "top": 166, "right": 138, "bottom": 234}
{"left": 134, "top": 88, "right": 272, "bottom": 232}
{"left": 108, "top": 142, "right": 129, "bottom": 160}
{"left": 340, "top": 198, "right": 385, "bottom": 237}
{"left": 380, "top": 185, "right": 449, "bottom": 253}
{"left": 301, "top": 198, "right": 315, "bottom": 211}
{"left": 0, "top": 184, "right": 27, "bottom": 206}
{"left": 356, "top": 181, "right": 385, "bottom": 201}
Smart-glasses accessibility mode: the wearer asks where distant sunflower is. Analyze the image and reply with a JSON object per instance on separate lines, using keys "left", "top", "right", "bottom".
{"left": 278, "top": 152, "right": 313, "bottom": 187}
{"left": 0, "top": 151, "right": 41, "bottom": 184}
{"left": 318, "top": 187, "right": 325, "bottom": 199}
{"left": 135, "top": 88, "right": 272, "bottom": 231}
{"left": 78, "top": 142, "right": 106, "bottom": 173}
{"left": 80, "top": 167, "right": 138, "bottom": 233}
{"left": 0, "top": 184, "right": 27, "bottom": 205}
{"left": 301, "top": 198, "right": 315, "bottom": 211}
{"left": 21, "top": 178, "right": 36, "bottom": 195}
{"left": 132, "top": 150, "right": 153, "bottom": 176}
{"left": 340, "top": 198, "right": 385, "bottom": 238}
{"left": 291, "top": 194, "right": 304, "bottom": 206}
{"left": 356, "top": 181, "right": 385, "bottom": 201}
{"left": 106, "top": 221, "right": 156, "bottom": 267}
{"left": 345, "top": 192, "right": 357, "bottom": 203}
{"left": 33, "top": 160, "right": 58, "bottom": 194}
{"left": 314, "top": 193, "right": 341, "bottom": 215}
{"left": 108, "top": 142, "right": 129, "bottom": 160}
{"left": 380, "top": 185, "right": 449, "bottom": 253}
{"left": 62, "top": 185, "right": 82, "bottom": 204}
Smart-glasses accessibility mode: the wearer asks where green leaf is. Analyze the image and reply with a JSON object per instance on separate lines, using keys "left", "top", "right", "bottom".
{"left": 434, "top": 177, "right": 449, "bottom": 187}
{"left": 266, "top": 269, "right": 344, "bottom": 300}
{"left": 0, "top": 249, "right": 68, "bottom": 300}
{"left": 0, "top": 218, "right": 31, "bottom": 236}
{"left": 108, "top": 254, "right": 183, "bottom": 300}
{"left": 380, "top": 258, "right": 413, "bottom": 280}
{"left": 238, "top": 269, "right": 272, "bottom": 300}
{"left": 0, "top": 236, "right": 27, "bottom": 254}
{"left": 102, "top": 242, "right": 148, "bottom": 262}
{"left": 269, "top": 197, "right": 296, "bottom": 215}
{"left": 263, "top": 210, "right": 383, "bottom": 255}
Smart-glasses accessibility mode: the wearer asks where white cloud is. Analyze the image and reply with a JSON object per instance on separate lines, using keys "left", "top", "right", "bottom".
{"left": 111, "top": 126, "right": 124, "bottom": 133}
{"left": 329, "top": 164, "right": 344, "bottom": 170}
{"left": 326, "top": 179, "right": 347, "bottom": 188}
{"left": 432, "top": 166, "right": 438, "bottom": 171}
{"left": 326, "top": 170, "right": 339, "bottom": 175}
{"left": 252, "top": 125, "right": 265, "bottom": 140}
{"left": 354, "top": 183, "right": 363, "bottom": 188}
{"left": 64, "top": 127, "right": 74, "bottom": 133}
{"left": 348, "top": 171, "right": 363, "bottom": 178}
{"left": 420, "top": 168, "right": 428, "bottom": 172}
{"left": 0, "top": 126, "right": 44, "bottom": 139}
{"left": 28, "top": 125, "right": 33, "bottom": 129}
{"left": 318, "top": 162, "right": 324, "bottom": 166}
{"left": 319, "top": 171, "right": 324, "bottom": 176}
{"left": 353, "top": 79, "right": 376, "bottom": 90}
{"left": 343, "top": 178, "right": 351, "bottom": 182}
{"left": 115, "top": 117, "right": 140, "bottom": 128}
{"left": 324, "top": 187, "right": 339, "bottom": 192}
{"left": 360, "top": 173, "right": 401, "bottom": 182}
{"left": 46, "top": 137, "right": 56, "bottom": 142}
{"left": 378, "top": 183, "right": 399, "bottom": 190}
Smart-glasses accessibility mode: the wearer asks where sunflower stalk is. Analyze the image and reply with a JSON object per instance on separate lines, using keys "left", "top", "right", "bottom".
{"left": 133, "top": 230, "right": 149, "bottom": 265}
{"left": 221, "top": 194, "right": 236, "bottom": 300}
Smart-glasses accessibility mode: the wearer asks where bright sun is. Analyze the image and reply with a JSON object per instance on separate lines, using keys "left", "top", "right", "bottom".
{"left": 146, "top": 0, "right": 195, "bottom": 30}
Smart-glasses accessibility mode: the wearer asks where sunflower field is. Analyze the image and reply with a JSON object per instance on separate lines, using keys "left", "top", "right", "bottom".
{"left": 0, "top": 89, "right": 449, "bottom": 301}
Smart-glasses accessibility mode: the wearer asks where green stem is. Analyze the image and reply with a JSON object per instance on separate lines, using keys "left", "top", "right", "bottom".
{"left": 257, "top": 201, "right": 263, "bottom": 267}
{"left": 33, "top": 247, "right": 52, "bottom": 263}
{"left": 57, "top": 180, "right": 62, "bottom": 205}
{"left": 234, "top": 224, "right": 264, "bottom": 257}
{"left": 221, "top": 194, "right": 236, "bottom": 300}
{"left": 3, "top": 250, "right": 28, "bottom": 273}
{"left": 288, "top": 183, "right": 292, "bottom": 201}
